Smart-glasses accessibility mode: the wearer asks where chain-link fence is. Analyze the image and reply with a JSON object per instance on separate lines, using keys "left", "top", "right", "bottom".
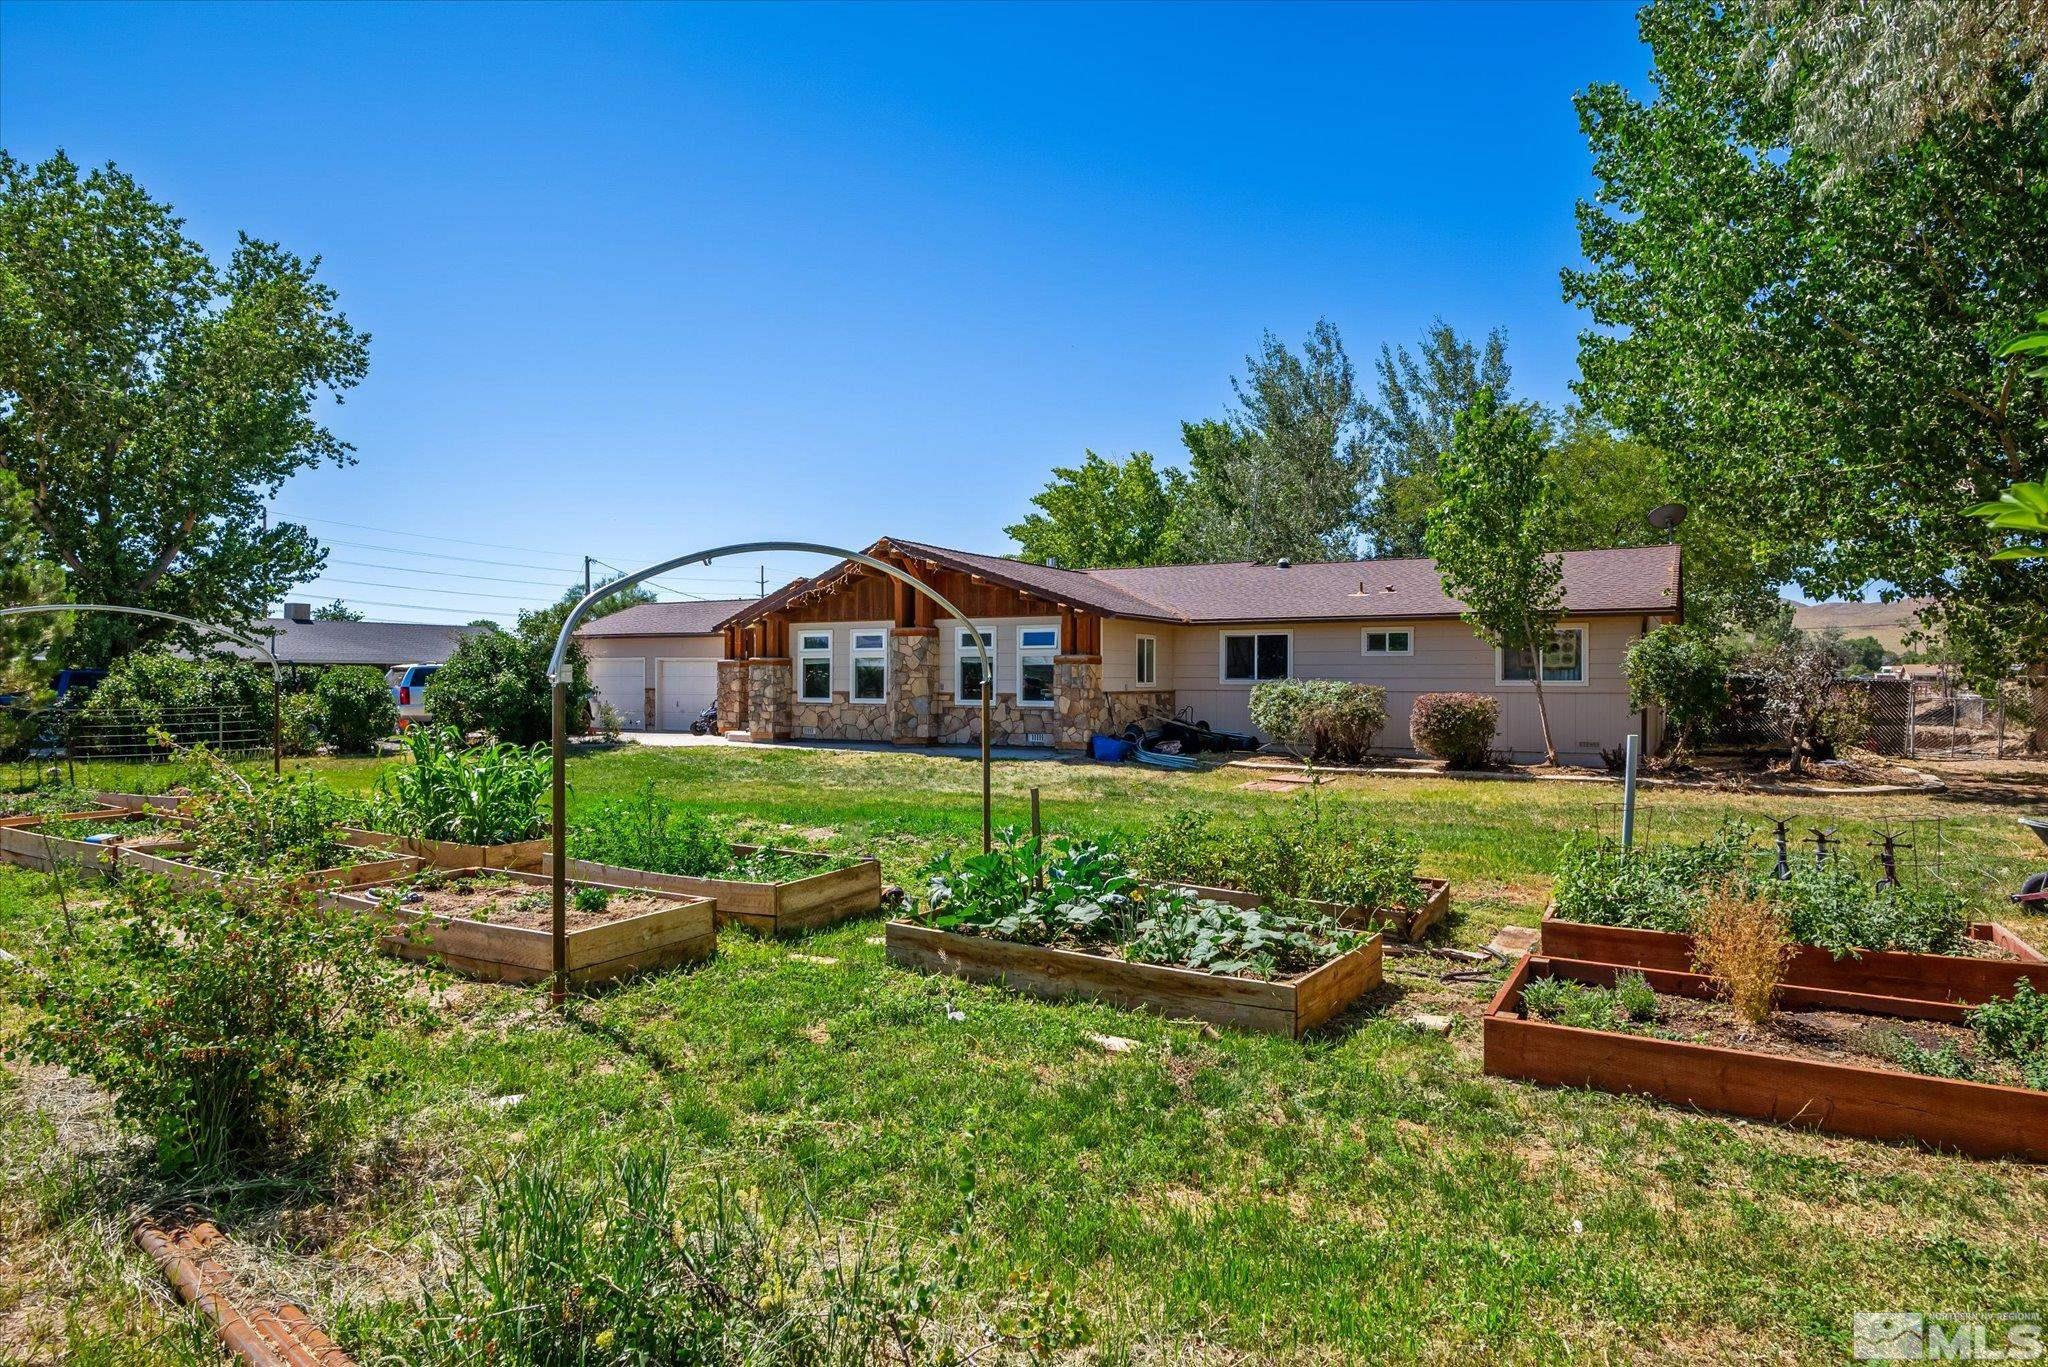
{"left": 1843, "top": 676, "right": 2038, "bottom": 758}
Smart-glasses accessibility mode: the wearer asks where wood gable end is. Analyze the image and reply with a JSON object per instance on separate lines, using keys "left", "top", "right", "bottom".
{"left": 721, "top": 541, "right": 1104, "bottom": 659}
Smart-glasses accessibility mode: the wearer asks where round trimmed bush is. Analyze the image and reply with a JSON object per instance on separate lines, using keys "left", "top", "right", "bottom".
{"left": 313, "top": 666, "right": 398, "bottom": 754}
{"left": 1410, "top": 691, "right": 1499, "bottom": 768}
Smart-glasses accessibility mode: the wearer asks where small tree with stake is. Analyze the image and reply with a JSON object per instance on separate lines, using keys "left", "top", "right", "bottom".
{"left": 1426, "top": 390, "right": 1566, "bottom": 765}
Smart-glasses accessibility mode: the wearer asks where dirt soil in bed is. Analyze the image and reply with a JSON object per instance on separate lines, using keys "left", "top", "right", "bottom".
{"left": 1571, "top": 994, "right": 2034, "bottom": 1089}
{"left": 381, "top": 875, "right": 680, "bottom": 930}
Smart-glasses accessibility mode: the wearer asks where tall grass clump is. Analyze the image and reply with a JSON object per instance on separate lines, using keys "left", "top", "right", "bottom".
{"left": 373, "top": 725, "right": 549, "bottom": 845}
{"left": 354, "top": 1149, "right": 1081, "bottom": 1363}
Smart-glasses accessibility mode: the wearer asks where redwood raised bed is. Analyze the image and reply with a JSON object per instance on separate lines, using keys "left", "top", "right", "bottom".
{"left": 0, "top": 810, "right": 191, "bottom": 872}
{"left": 884, "top": 920, "right": 1383, "bottom": 1037}
{"left": 329, "top": 867, "right": 716, "bottom": 986}
{"left": 1483, "top": 955, "right": 2048, "bottom": 1161}
{"left": 89, "top": 790, "right": 188, "bottom": 815}
{"left": 543, "top": 847, "right": 883, "bottom": 936}
{"left": 1143, "top": 877, "right": 1451, "bottom": 942}
{"left": 337, "top": 826, "right": 547, "bottom": 872}
{"left": 1538, "top": 905, "right": 2048, "bottom": 1007}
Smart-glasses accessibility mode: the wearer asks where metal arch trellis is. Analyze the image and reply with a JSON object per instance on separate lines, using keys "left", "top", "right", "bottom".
{"left": 0, "top": 604, "right": 284, "bottom": 774}
{"left": 544, "top": 541, "right": 997, "bottom": 1007}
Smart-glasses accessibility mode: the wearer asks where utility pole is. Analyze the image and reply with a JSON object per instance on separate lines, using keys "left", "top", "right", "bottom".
{"left": 584, "top": 556, "right": 593, "bottom": 599}
{"left": 758, "top": 565, "right": 768, "bottom": 598}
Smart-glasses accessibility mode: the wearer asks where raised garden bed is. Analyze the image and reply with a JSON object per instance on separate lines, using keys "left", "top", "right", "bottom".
{"left": 328, "top": 866, "right": 715, "bottom": 986}
{"left": 0, "top": 810, "right": 191, "bottom": 872}
{"left": 1142, "top": 876, "right": 1451, "bottom": 942}
{"left": 1483, "top": 955, "right": 2048, "bottom": 1162}
{"left": 1539, "top": 904, "right": 2048, "bottom": 1006}
{"left": 885, "top": 919, "right": 1383, "bottom": 1037}
{"left": 88, "top": 789, "right": 188, "bottom": 815}
{"left": 544, "top": 846, "right": 882, "bottom": 936}
{"left": 0, "top": 790, "right": 123, "bottom": 829}
{"left": 338, "top": 825, "right": 547, "bottom": 871}
{"left": 121, "top": 840, "right": 424, "bottom": 896}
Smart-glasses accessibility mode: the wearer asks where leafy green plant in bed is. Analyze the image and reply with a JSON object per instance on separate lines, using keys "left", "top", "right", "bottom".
{"left": 570, "top": 784, "right": 852, "bottom": 883}
{"left": 1767, "top": 861, "right": 1969, "bottom": 957}
{"left": 1968, "top": 981, "right": 2048, "bottom": 1090}
{"left": 1521, "top": 972, "right": 1660, "bottom": 1033}
{"left": 177, "top": 743, "right": 365, "bottom": 875}
{"left": 1550, "top": 824, "right": 1753, "bottom": 932}
{"left": 921, "top": 830, "right": 1357, "bottom": 979}
{"left": 1129, "top": 805, "right": 1423, "bottom": 912}
{"left": 372, "top": 725, "right": 549, "bottom": 845}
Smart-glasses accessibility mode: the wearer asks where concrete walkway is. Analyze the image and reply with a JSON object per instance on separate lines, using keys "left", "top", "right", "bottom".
{"left": 614, "top": 730, "right": 1065, "bottom": 763}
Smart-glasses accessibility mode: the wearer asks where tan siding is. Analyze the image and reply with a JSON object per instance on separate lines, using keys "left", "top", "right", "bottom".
{"left": 578, "top": 634, "right": 725, "bottom": 730}
{"left": 937, "top": 615, "right": 1062, "bottom": 703}
{"left": 1163, "top": 616, "right": 1654, "bottom": 763}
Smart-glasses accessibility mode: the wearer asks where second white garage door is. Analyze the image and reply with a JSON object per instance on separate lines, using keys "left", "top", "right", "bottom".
{"left": 587, "top": 658, "right": 646, "bottom": 731}
{"left": 659, "top": 658, "right": 719, "bottom": 731}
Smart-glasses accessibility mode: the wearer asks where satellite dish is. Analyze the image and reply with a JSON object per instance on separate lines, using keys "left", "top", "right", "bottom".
{"left": 1646, "top": 502, "right": 1689, "bottom": 532}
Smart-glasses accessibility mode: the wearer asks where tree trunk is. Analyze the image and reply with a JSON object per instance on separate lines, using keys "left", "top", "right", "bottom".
{"left": 1527, "top": 630, "right": 1559, "bottom": 766}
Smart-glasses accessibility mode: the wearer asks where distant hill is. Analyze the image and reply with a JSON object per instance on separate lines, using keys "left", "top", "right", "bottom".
{"left": 1787, "top": 597, "right": 1933, "bottom": 655}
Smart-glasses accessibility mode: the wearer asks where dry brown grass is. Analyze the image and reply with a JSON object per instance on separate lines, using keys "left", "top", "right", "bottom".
{"left": 1692, "top": 880, "right": 1794, "bottom": 1026}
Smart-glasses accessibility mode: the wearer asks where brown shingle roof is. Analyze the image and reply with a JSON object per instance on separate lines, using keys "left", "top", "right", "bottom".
{"left": 1087, "top": 543, "right": 1682, "bottom": 622}
{"left": 716, "top": 540, "right": 1682, "bottom": 627}
{"left": 575, "top": 599, "right": 758, "bottom": 638}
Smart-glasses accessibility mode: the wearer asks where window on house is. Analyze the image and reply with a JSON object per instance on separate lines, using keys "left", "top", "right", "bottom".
{"left": 1362, "top": 629, "right": 1412, "bottom": 656}
{"left": 1499, "top": 628, "right": 1586, "bottom": 684}
{"left": 1136, "top": 635, "right": 1157, "bottom": 686}
{"left": 1018, "top": 626, "right": 1058, "bottom": 706}
{"left": 1221, "top": 632, "right": 1289, "bottom": 682}
{"left": 852, "top": 630, "right": 887, "bottom": 702}
{"left": 957, "top": 629, "right": 993, "bottom": 701}
{"left": 798, "top": 630, "right": 832, "bottom": 702}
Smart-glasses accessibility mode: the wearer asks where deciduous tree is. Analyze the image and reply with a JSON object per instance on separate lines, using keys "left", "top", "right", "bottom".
{"left": 1359, "top": 321, "right": 1512, "bottom": 558}
{"left": 1425, "top": 391, "right": 1566, "bottom": 765}
{"left": 1005, "top": 451, "right": 1186, "bottom": 567}
{"left": 0, "top": 152, "right": 368, "bottom": 664}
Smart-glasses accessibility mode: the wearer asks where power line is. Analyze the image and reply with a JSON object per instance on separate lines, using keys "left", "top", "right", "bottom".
{"left": 295, "top": 515, "right": 583, "bottom": 557}
{"left": 303, "top": 597, "right": 516, "bottom": 620}
{"left": 328, "top": 559, "right": 569, "bottom": 589}
{"left": 306, "top": 576, "right": 552, "bottom": 603}
{"left": 320, "top": 538, "right": 581, "bottom": 573}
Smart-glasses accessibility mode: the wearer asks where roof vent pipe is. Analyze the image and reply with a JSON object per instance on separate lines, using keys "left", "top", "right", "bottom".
{"left": 1276, "top": 558, "right": 1292, "bottom": 569}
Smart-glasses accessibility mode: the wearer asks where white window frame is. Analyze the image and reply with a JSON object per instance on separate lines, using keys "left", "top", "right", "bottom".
{"left": 1136, "top": 634, "right": 1158, "bottom": 687}
{"left": 1218, "top": 630, "right": 1291, "bottom": 684}
{"left": 1361, "top": 628, "right": 1414, "bottom": 657}
{"left": 850, "top": 629, "right": 888, "bottom": 704}
{"left": 1496, "top": 626, "right": 1589, "bottom": 687}
{"left": 797, "top": 630, "right": 833, "bottom": 703}
{"left": 1017, "top": 626, "right": 1059, "bottom": 709}
{"left": 956, "top": 629, "right": 994, "bottom": 702}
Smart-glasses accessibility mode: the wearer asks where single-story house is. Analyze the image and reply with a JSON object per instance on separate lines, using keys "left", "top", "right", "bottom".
{"left": 216, "top": 602, "right": 485, "bottom": 673}
{"left": 574, "top": 599, "right": 762, "bottom": 731}
{"left": 702, "top": 537, "right": 1682, "bottom": 764}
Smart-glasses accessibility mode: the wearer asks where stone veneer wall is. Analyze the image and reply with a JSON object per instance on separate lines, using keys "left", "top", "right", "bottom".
{"left": 790, "top": 695, "right": 894, "bottom": 741}
{"left": 1103, "top": 689, "right": 1175, "bottom": 736}
{"left": 890, "top": 629, "right": 938, "bottom": 743}
{"left": 744, "top": 659, "right": 792, "bottom": 740}
{"left": 935, "top": 693, "right": 1054, "bottom": 746}
{"left": 716, "top": 660, "right": 749, "bottom": 734}
{"left": 642, "top": 686, "right": 657, "bottom": 732}
{"left": 1052, "top": 656, "right": 1104, "bottom": 751}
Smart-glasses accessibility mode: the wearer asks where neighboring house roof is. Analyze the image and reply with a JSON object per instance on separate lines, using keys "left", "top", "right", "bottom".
{"left": 719, "top": 538, "right": 1682, "bottom": 628}
{"left": 217, "top": 619, "right": 486, "bottom": 668}
{"left": 574, "top": 599, "right": 759, "bottom": 638}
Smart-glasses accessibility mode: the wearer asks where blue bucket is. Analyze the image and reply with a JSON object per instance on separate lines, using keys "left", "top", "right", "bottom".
{"left": 1089, "top": 734, "right": 1134, "bottom": 762}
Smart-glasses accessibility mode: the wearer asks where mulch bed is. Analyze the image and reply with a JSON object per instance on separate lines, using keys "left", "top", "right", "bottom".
{"left": 370, "top": 873, "right": 677, "bottom": 930}
{"left": 1631, "top": 996, "right": 2027, "bottom": 1088}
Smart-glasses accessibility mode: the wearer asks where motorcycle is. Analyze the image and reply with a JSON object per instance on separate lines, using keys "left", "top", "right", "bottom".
{"left": 688, "top": 704, "right": 719, "bottom": 737}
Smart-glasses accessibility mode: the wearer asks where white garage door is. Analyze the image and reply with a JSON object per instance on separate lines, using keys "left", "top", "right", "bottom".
{"left": 588, "top": 659, "right": 646, "bottom": 730}
{"left": 659, "top": 658, "right": 719, "bottom": 731}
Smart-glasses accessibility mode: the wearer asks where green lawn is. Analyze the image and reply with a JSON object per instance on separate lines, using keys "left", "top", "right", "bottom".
{"left": 5, "top": 745, "right": 2047, "bottom": 1362}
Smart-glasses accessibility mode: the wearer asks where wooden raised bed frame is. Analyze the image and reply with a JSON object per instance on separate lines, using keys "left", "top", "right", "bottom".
{"left": 329, "top": 867, "right": 716, "bottom": 986}
{"left": 0, "top": 799, "right": 124, "bottom": 831}
{"left": 1484, "top": 955, "right": 2048, "bottom": 1162}
{"left": 1539, "top": 905, "right": 2048, "bottom": 1007}
{"left": 0, "top": 810, "right": 190, "bottom": 872}
{"left": 121, "top": 841, "right": 425, "bottom": 897}
{"left": 337, "top": 826, "right": 547, "bottom": 872}
{"left": 1145, "top": 876, "right": 1451, "bottom": 942}
{"left": 543, "top": 847, "right": 883, "bottom": 937}
{"left": 885, "top": 920, "right": 1383, "bottom": 1037}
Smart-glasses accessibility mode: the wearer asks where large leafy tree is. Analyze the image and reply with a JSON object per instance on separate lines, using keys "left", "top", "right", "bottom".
{"left": 1426, "top": 391, "right": 1567, "bottom": 765}
{"left": 1565, "top": 0, "right": 2048, "bottom": 692}
{"left": 0, "top": 468, "right": 65, "bottom": 695}
{"left": 1170, "top": 320, "right": 1370, "bottom": 564}
{"left": 1359, "top": 321, "right": 1513, "bottom": 557}
{"left": 0, "top": 151, "right": 368, "bottom": 665}
{"left": 1005, "top": 451, "right": 1186, "bottom": 567}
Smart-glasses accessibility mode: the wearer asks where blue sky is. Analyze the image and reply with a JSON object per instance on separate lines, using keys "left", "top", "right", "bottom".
{"left": 2, "top": 1, "right": 1652, "bottom": 623}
